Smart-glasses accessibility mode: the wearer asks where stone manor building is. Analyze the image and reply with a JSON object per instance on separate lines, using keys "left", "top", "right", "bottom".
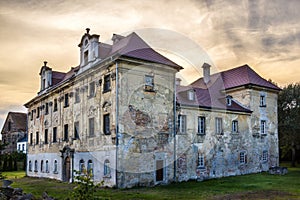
{"left": 24, "top": 29, "right": 280, "bottom": 188}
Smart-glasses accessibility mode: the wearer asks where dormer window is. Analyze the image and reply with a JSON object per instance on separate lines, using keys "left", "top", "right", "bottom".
{"left": 188, "top": 90, "right": 195, "bottom": 101}
{"left": 226, "top": 95, "right": 232, "bottom": 106}
{"left": 84, "top": 39, "right": 88, "bottom": 46}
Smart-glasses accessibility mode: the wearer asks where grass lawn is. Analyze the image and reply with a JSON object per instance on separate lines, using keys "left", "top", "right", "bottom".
{"left": 2, "top": 164, "right": 300, "bottom": 200}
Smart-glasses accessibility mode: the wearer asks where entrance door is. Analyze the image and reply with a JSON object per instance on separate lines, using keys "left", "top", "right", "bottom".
{"left": 64, "top": 157, "right": 70, "bottom": 182}
{"left": 156, "top": 160, "right": 164, "bottom": 182}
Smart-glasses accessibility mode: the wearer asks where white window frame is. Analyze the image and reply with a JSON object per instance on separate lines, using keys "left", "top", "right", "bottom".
{"left": 232, "top": 120, "right": 238, "bottom": 133}
{"left": 198, "top": 154, "right": 205, "bottom": 168}
{"left": 197, "top": 116, "right": 205, "bottom": 135}
{"left": 104, "top": 159, "right": 111, "bottom": 177}
{"left": 262, "top": 150, "right": 268, "bottom": 162}
{"left": 188, "top": 90, "right": 195, "bottom": 101}
{"left": 260, "top": 120, "right": 266, "bottom": 134}
{"left": 178, "top": 115, "right": 187, "bottom": 133}
{"left": 215, "top": 117, "right": 223, "bottom": 134}
{"left": 260, "top": 94, "right": 266, "bottom": 107}
{"left": 239, "top": 151, "right": 247, "bottom": 165}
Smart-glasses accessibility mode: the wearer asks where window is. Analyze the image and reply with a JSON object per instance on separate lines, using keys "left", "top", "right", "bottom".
{"left": 79, "top": 159, "right": 85, "bottom": 174}
{"left": 103, "top": 114, "right": 110, "bottom": 135}
{"left": 226, "top": 95, "right": 232, "bottom": 106}
{"left": 197, "top": 116, "right": 205, "bottom": 135}
{"left": 74, "top": 122, "right": 80, "bottom": 140}
{"left": 54, "top": 99, "right": 58, "bottom": 112}
{"left": 75, "top": 89, "right": 80, "bottom": 103}
{"left": 22, "top": 144, "right": 25, "bottom": 151}
{"left": 145, "top": 75, "right": 154, "bottom": 92}
{"left": 29, "top": 160, "right": 32, "bottom": 171}
{"left": 8, "top": 121, "right": 12, "bottom": 131}
{"left": 31, "top": 111, "right": 33, "bottom": 120}
{"left": 215, "top": 117, "right": 223, "bottom": 134}
{"left": 239, "top": 151, "right": 247, "bottom": 164}
{"left": 87, "top": 160, "right": 93, "bottom": 176}
{"left": 53, "top": 160, "right": 58, "bottom": 173}
{"left": 36, "top": 107, "right": 40, "bottom": 118}
{"left": 18, "top": 144, "right": 21, "bottom": 151}
{"left": 45, "top": 103, "right": 49, "bottom": 115}
{"left": 198, "top": 154, "right": 205, "bottom": 168}
{"left": 262, "top": 150, "right": 268, "bottom": 162}
{"left": 45, "top": 160, "right": 49, "bottom": 173}
{"left": 178, "top": 115, "right": 187, "bottom": 133}
{"left": 188, "top": 90, "right": 195, "bottom": 101}
{"left": 103, "top": 75, "right": 111, "bottom": 92}
{"left": 64, "top": 124, "right": 69, "bottom": 141}
{"left": 89, "top": 118, "right": 95, "bottom": 137}
{"left": 260, "top": 120, "right": 266, "bottom": 134}
{"left": 41, "top": 160, "right": 44, "bottom": 172}
{"left": 84, "top": 50, "right": 89, "bottom": 64}
{"left": 64, "top": 93, "right": 69, "bottom": 107}
{"left": 89, "top": 82, "right": 95, "bottom": 97}
{"left": 44, "top": 129, "right": 48, "bottom": 144}
{"left": 30, "top": 133, "right": 33, "bottom": 145}
{"left": 260, "top": 94, "right": 266, "bottom": 107}
{"left": 36, "top": 132, "right": 39, "bottom": 145}
{"left": 53, "top": 127, "right": 57, "bottom": 143}
{"left": 104, "top": 160, "right": 111, "bottom": 177}
{"left": 34, "top": 160, "right": 38, "bottom": 172}
{"left": 232, "top": 120, "right": 238, "bottom": 133}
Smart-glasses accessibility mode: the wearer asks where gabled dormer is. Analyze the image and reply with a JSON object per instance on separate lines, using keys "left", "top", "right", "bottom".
{"left": 39, "top": 61, "right": 52, "bottom": 91}
{"left": 78, "top": 28, "right": 100, "bottom": 67}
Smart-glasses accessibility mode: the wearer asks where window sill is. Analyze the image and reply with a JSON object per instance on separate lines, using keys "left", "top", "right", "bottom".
{"left": 259, "top": 105, "right": 267, "bottom": 108}
{"left": 103, "top": 175, "right": 111, "bottom": 179}
{"left": 64, "top": 105, "right": 69, "bottom": 108}
{"left": 197, "top": 133, "right": 205, "bottom": 136}
{"left": 102, "top": 89, "right": 111, "bottom": 94}
{"left": 53, "top": 171, "right": 59, "bottom": 174}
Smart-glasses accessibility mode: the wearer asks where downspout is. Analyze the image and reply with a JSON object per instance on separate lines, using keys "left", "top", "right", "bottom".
{"left": 115, "top": 61, "right": 119, "bottom": 188}
{"left": 173, "top": 76, "right": 177, "bottom": 182}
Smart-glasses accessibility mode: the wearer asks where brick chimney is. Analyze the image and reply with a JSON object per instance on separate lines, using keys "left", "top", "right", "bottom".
{"left": 202, "top": 63, "right": 211, "bottom": 84}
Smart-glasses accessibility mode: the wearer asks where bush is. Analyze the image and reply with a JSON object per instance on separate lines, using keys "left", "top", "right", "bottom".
{"left": 71, "top": 168, "right": 103, "bottom": 200}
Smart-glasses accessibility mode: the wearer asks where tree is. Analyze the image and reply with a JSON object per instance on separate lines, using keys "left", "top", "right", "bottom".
{"left": 278, "top": 83, "right": 300, "bottom": 166}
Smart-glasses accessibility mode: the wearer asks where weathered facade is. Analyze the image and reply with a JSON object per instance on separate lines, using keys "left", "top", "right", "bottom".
{"left": 24, "top": 29, "right": 280, "bottom": 188}
{"left": 1, "top": 112, "right": 27, "bottom": 154}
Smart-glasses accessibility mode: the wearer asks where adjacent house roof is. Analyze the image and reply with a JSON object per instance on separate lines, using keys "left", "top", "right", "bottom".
{"left": 1, "top": 112, "right": 27, "bottom": 134}
{"left": 191, "top": 64, "right": 281, "bottom": 91}
{"left": 176, "top": 85, "right": 252, "bottom": 113}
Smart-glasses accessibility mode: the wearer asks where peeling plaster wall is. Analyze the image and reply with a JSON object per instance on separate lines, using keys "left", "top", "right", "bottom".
{"left": 26, "top": 63, "right": 117, "bottom": 186}
{"left": 116, "top": 62, "right": 177, "bottom": 188}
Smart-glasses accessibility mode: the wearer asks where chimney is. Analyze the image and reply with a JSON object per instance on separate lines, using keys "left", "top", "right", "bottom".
{"left": 176, "top": 78, "right": 182, "bottom": 86}
{"left": 202, "top": 62, "right": 211, "bottom": 84}
{"left": 86, "top": 28, "right": 90, "bottom": 34}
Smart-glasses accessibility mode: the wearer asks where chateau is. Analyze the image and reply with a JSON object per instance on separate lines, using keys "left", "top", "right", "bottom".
{"left": 24, "top": 29, "right": 280, "bottom": 188}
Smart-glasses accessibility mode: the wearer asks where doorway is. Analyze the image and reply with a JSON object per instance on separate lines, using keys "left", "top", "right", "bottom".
{"left": 156, "top": 160, "right": 164, "bottom": 182}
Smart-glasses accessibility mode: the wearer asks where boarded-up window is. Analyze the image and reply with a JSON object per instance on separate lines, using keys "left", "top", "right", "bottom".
{"left": 89, "top": 118, "right": 94, "bottom": 137}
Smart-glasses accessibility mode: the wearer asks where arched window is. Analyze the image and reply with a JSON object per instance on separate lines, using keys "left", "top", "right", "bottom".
{"left": 46, "top": 160, "right": 49, "bottom": 173}
{"left": 104, "top": 159, "right": 111, "bottom": 177}
{"left": 87, "top": 160, "right": 93, "bottom": 176}
{"left": 29, "top": 160, "right": 32, "bottom": 171}
{"left": 41, "top": 160, "right": 44, "bottom": 172}
{"left": 34, "top": 160, "right": 38, "bottom": 172}
{"left": 79, "top": 159, "right": 85, "bottom": 174}
{"left": 53, "top": 160, "right": 58, "bottom": 173}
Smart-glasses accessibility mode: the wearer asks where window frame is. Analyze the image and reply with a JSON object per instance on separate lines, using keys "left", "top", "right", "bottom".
{"left": 239, "top": 151, "right": 247, "bottom": 165}
{"left": 75, "top": 89, "right": 80, "bottom": 103}
{"left": 260, "top": 120, "right": 266, "bottom": 135}
{"left": 103, "top": 114, "right": 110, "bottom": 135}
{"left": 64, "top": 124, "right": 69, "bottom": 141}
{"left": 197, "top": 116, "right": 206, "bottom": 135}
{"left": 178, "top": 115, "right": 187, "bottom": 134}
{"left": 89, "top": 118, "right": 95, "bottom": 137}
{"left": 53, "top": 99, "right": 58, "bottom": 112}
{"left": 198, "top": 154, "right": 205, "bottom": 168}
{"left": 262, "top": 150, "right": 268, "bottom": 162}
{"left": 232, "top": 120, "right": 238, "bottom": 133}
{"left": 36, "top": 132, "right": 39, "bottom": 145}
{"left": 260, "top": 94, "right": 266, "bottom": 107}
{"left": 53, "top": 127, "right": 57, "bottom": 143}
{"left": 89, "top": 81, "right": 95, "bottom": 98}
{"left": 103, "top": 74, "right": 111, "bottom": 93}
{"left": 64, "top": 93, "right": 69, "bottom": 108}
{"left": 145, "top": 75, "right": 154, "bottom": 92}
{"left": 45, "top": 103, "right": 49, "bottom": 115}
{"left": 44, "top": 129, "right": 48, "bottom": 144}
{"left": 74, "top": 121, "right": 80, "bottom": 140}
{"left": 215, "top": 117, "right": 223, "bottom": 134}
{"left": 104, "top": 159, "right": 111, "bottom": 177}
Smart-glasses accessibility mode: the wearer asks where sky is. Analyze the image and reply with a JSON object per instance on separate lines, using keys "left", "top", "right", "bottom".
{"left": 0, "top": 0, "right": 300, "bottom": 133}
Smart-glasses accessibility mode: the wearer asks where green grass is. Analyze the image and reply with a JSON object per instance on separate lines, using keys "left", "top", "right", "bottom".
{"left": 2, "top": 165, "right": 300, "bottom": 199}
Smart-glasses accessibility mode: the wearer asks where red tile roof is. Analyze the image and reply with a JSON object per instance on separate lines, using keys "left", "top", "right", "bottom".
{"left": 176, "top": 85, "right": 252, "bottom": 113}
{"left": 191, "top": 64, "right": 281, "bottom": 91}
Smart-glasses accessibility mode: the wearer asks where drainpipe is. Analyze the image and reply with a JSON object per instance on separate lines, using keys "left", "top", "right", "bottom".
{"left": 173, "top": 76, "right": 177, "bottom": 182}
{"left": 115, "top": 61, "right": 119, "bottom": 188}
